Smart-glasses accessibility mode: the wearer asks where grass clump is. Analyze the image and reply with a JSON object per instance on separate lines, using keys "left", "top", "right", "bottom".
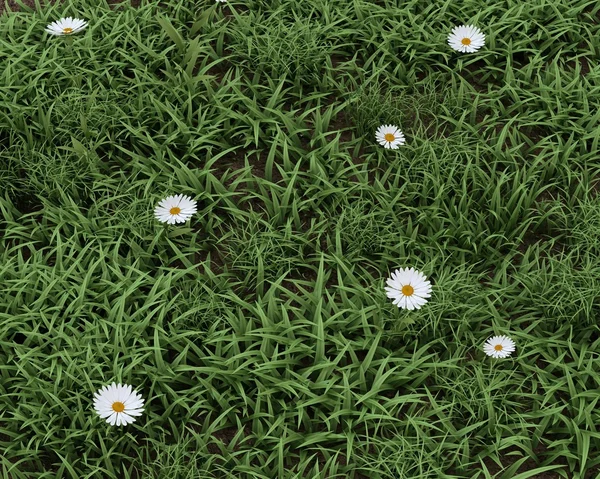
{"left": 2, "top": 0, "right": 600, "bottom": 477}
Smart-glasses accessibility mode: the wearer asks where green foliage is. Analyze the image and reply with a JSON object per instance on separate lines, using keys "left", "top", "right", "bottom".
{"left": 1, "top": 0, "right": 600, "bottom": 477}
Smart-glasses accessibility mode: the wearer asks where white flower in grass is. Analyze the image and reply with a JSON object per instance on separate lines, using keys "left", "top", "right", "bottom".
{"left": 375, "top": 124, "right": 405, "bottom": 149}
{"left": 447, "top": 25, "right": 485, "bottom": 53}
{"left": 45, "top": 17, "right": 88, "bottom": 36}
{"left": 483, "top": 335, "right": 516, "bottom": 359}
{"left": 384, "top": 267, "right": 432, "bottom": 310}
{"left": 93, "top": 382, "right": 145, "bottom": 427}
{"left": 154, "top": 194, "right": 197, "bottom": 224}
{"left": 215, "top": 0, "right": 228, "bottom": 2}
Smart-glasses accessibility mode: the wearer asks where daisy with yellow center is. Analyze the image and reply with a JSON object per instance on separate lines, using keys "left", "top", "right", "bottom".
{"left": 447, "top": 25, "right": 485, "bottom": 53}
{"left": 483, "top": 335, "right": 516, "bottom": 359}
{"left": 375, "top": 124, "right": 406, "bottom": 149}
{"left": 384, "top": 267, "right": 432, "bottom": 310}
{"left": 93, "top": 382, "right": 145, "bottom": 427}
{"left": 45, "top": 17, "right": 88, "bottom": 36}
{"left": 154, "top": 194, "right": 198, "bottom": 224}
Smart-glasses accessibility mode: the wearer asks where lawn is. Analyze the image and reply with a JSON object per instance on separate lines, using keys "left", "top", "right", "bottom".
{"left": 1, "top": 0, "right": 600, "bottom": 477}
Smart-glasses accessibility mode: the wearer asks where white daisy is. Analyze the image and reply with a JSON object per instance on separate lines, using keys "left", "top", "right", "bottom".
{"left": 483, "top": 335, "right": 516, "bottom": 359}
{"left": 45, "top": 17, "right": 88, "bottom": 36}
{"left": 215, "top": 0, "right": 228, "bottom": 2}
{"left": 154, "top": 194, "right": 197, "bottom": 225}
{"left": 93, "top": 382, "right": 145, "bottom": 427}
{"left": 384, "top": 267, "right": 432, "bottom": 310}
{"left": 447, "top": 25, "right": 485, "bottom": 53}
{"left": 375, "top": 124, "right": 405, "bottom": 149}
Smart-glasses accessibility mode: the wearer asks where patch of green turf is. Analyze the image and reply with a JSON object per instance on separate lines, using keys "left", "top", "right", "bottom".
{"left": 2, "top": 0, "right": 600, "bottom": 477}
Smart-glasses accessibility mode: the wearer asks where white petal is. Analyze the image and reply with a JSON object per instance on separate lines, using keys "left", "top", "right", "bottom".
{"left": 119, "top": 412, "right": 134, "bottom": 424}
{"left": 96, "top": 408, "right": 114, "bottom": 418}
{"left": 119, "top": 385, "right": 133, "bottom": 403}
{"left": 114, "top": 413, "right": 123, "bottom": 427}
{"left": 106, "top": 412, "right": 118, "bottom": 425}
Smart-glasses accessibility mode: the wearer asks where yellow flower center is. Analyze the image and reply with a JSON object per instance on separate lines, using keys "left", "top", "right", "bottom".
{"left": 494, "top": 344, "right": 503, "bottom": 351}
{"left": 461, "top": 37, "right": 471, "bottom": 45}
{"left": 169, "top": 206, "right": 181, "bottom": 215}
{"left": 112, "top": 401, "right": 125, "bottom": 413}
{"left": 63, "top": 27, "right": 73, "bottom": 34}
{"left": 384, "top": 133, "right": 396, "bottom": 142}
{"left": 401, "top": 285, "right": 414, "bottom": 296}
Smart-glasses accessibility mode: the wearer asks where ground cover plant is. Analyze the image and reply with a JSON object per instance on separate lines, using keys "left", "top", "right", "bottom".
{"left": 1, "top": 0, "right": 600, "bottom": 477}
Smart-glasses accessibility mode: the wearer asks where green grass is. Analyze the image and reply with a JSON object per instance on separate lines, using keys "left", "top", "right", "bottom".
{"left": 1, "top": 0, "right": 600, "bottom": 477}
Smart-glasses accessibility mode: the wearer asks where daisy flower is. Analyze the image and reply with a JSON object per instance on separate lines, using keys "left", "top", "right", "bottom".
{"left": 384, "top": 267, "right": 432, "bottom": 310}
{"left": 154, "top": 194, "right": 197, "bottom": 225}
{"left": 483, "top": 335, "right": 516, "bottom": 359}
{"left": 447, "top": 25, "right": 485, "bottom": 53}
{"left": 216, "top": 0, "right": 228, "bottom": 2}
{"left": 45, "top": 17, "right": 88, "bottom": 36}
{"left": 375, "top": 124, "right": 405, "bottom": 149}
{"left": 93, "top": 382, "right": 145, "bottom": 427}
